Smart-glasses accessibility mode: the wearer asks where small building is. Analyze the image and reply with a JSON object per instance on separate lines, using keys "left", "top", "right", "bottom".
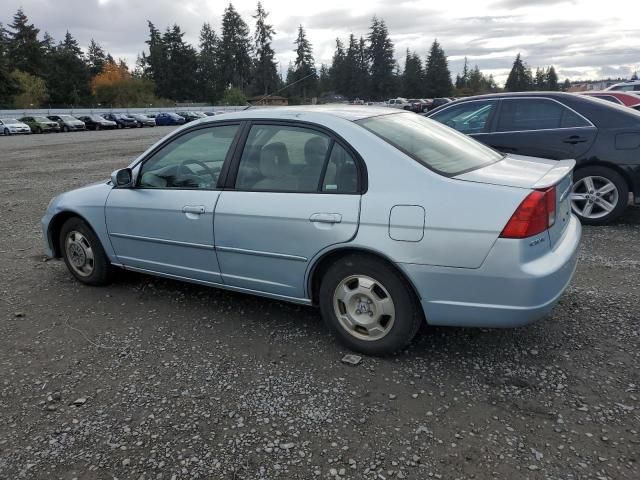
{"left": 249, "top": 95, "right": 288, "bottom": 106}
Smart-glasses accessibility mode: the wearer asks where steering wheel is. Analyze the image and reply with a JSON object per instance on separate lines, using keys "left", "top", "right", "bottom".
{"left": 176, "top": 159, "right": 217, "bottom": 187}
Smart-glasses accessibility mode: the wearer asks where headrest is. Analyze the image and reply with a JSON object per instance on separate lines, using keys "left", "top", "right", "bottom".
{"left": 260, "top": 142, "right": 290, "bottom": 178}
{"left": 304, "top": 137, "right": 329, "bottom": 166}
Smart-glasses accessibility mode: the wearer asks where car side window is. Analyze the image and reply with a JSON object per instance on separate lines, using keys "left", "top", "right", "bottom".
{"left": 235, "top": 124, "right": 331, "bottom": 192}
{"left": 322, "top": 143, "right": 358, "bottom": 193}
{"left": 138, "top": 124, "right": 239, "bottom": 189}
{"left": 431, "top": 101, "right": 496, "bottom": 134}
{"left": 497, "top": 99, "right": 590, "bottom": 132}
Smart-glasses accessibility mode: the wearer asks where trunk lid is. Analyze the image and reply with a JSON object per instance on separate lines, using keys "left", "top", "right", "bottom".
{"left": 456, "top": 154, "right": 575, "bottom": 247}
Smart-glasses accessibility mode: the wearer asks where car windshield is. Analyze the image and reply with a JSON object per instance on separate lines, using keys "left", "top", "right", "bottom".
{"left": 58, "top": 115, "right": 76, "bottom": 121}
{"left": 3, "top": 118, "right": 19, "bottom": 124}
{"left": 90, "top": 115, "right": 105, "bottom": 121}
{"left": 34, "top": 116, "right": 50, "bottom": 122}
{"left": 356, "top": 112, "right": 503, "bottom": 176}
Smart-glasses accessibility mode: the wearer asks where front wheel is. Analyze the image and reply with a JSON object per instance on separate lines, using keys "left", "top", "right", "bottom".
{"left": 63, "top": 125, "right": 69, "bottom": 132}
{"left": 59, "top": 218, "right": 113, "bottom": 286}
{"left": 3, "top": 128, "right": 9, "bottom": 136}
{"left": 35, "top": 127, "right": 42, "bottom": 134}
{"left": 319, "top": 254, "right": 423, "bottom": 355}
{"left": 571, "top": 166, "right": 628, "bottom": 225}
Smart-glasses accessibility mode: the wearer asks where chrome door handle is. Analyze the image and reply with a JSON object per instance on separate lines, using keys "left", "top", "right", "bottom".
{"left": 182, "top": 205, "right": 205, "bottom": 214}
{"left": 310, "top": 213, "right": 342, "bottom": 224}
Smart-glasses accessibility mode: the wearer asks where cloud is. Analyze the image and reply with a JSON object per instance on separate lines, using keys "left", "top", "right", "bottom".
{"left": 1, "top": 0, "right": 638, "bottom": 85}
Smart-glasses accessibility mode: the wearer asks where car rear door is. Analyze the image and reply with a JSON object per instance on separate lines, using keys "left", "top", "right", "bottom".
{"left": 105, "top": 122, "right": 241, "bottom": 283}
{"left": 478, "top": 97, "right": 598, "bottom": 159}
{"left": 213, "top": 121, "right": 362, "bottom": 300}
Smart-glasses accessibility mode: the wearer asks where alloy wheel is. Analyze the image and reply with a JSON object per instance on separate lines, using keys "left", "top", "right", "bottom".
{"left": 333, "top": 275, "right": 395, "bottom": 341}
{"left": 65, "top": 230, "right": 95, "bottom": 277}
{"left": 571, "top": 175, "right": 619, "bottom": 220}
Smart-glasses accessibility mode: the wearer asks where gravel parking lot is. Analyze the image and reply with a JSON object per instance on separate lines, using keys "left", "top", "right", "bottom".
{"left": 1, "top": 127, "right": 639, "bottom": 480}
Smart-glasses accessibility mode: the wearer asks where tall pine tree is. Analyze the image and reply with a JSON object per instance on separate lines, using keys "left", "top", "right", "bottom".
{"left": 546, "top": 65, "right": 559, "bottom": 90}
{"left": 0, "top": 22, "right": 19, "bottom": 106}
{"left": 87, "top": 39, "right": 108, "bottom": 77}
{"left": 329, "top": 38, "right": 347, "bottom": 95}
{"left": 423, "top": 39, "right": 452, "bottom": 97}
{"left": 402, "top": 49, "right": 423, "bottom": 97}
{"left": 505, "top": 53, "right": 533, "bottom": 92}
{"left": 251, "top": 2, "right": 279, "bottom": 96}
{"left": 291, "top": 25, "right": 317, "bottom": 100}
{"left": 46, "top": 31, "right": 91, "bottom": 105}
{"left": 367, "top": 17, "right": 395, "bottom": 100}
{"left": 198, "top": 23, "right": 222, "bottom": 103}
{"left": 219, "top": 3, "right": 252, "bottom": 91}
{"left": 7, "top": 8, "right": 45, "bottom": 76}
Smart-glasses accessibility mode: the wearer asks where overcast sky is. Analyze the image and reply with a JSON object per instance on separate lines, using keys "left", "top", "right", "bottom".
{"left": 2, "top": 0, "right": 639, "bottom": 85}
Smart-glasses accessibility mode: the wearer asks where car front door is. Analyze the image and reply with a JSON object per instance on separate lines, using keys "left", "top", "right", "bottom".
{"left": 213, "top": 122, "right": 362, "bottom": 300}
{"left": 478, "top": 98, "right": 598, "bottom": 159}
{"left": 105, "top": 123, "right": 241, "bottom": 283}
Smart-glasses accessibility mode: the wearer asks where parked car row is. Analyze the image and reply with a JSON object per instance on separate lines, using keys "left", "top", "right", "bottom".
{"left": 1, "top": 111, "right": 226, "bottom": 135}
{"left": 386, "top": 97, "right": 454, "bottom": 113}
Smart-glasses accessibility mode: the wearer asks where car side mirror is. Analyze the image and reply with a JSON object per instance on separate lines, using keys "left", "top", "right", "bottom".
{"left": 111, "top": 168, "right": 133, "bottom": 188}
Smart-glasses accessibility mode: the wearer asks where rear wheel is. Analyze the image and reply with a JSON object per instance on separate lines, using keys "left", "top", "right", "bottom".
{"left": 3, "top": 128, "right": 9, "bottom": 136}
{"left": 571, "top": 166, "right": 628, "bottom": 225}
{"left": 59, "top": 218, "right": 113, "bottom": 286}
{"left": 319, "top": 254, "right": 423, "bottom": 355}
{"left": 63, "top": 125, "right": 69, "bottom": 132}
{"left": 35, "top": 127, "right": 42, "bottom": 134}
{"left": 95, "top": 124, "right": 101, "bottom": 131}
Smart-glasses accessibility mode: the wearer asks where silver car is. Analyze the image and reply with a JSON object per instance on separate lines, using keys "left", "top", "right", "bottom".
{"left": 42, "top": 107, "right": 581, "bottom": 354}
{"left": 0, "top": 118, "right": 31, "bottom": 135}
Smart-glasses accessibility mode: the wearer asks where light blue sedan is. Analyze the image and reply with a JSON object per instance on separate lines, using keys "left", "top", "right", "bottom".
{"left": 42, "top": 106, "right": 581, "bottom": 354}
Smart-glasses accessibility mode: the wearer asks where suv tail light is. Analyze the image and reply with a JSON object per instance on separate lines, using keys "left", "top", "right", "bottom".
{"left": 500, "top": 186, "right": 557, "bottom": 239}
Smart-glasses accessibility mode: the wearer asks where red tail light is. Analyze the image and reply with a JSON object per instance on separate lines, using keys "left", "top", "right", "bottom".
{"left": 500, "top": 187, "right": 557, "bottom": 239}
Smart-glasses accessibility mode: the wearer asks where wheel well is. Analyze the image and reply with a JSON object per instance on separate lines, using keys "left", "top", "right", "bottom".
{"left": 47, "top": 211, "right": 86, "bottom": 257}
{"left": 574, "top": 162, "right": 635, "bottom": 195}
{"left": 309, "top": 248, "right": 422, "bottom": 306}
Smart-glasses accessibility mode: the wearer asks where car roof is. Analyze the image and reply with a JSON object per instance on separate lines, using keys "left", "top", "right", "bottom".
{"left": 199, "top": 105, "right": 395, "bottom": 122}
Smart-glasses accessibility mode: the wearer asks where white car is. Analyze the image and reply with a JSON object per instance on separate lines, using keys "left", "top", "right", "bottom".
{"left": 604, "top": 80, "right": 640, "bottom": 92}
{"left": 386, "top": 98, "right": 412, "bottom": 110}
{"left": 0, "top": 118, "right": 32, "bottom": 135}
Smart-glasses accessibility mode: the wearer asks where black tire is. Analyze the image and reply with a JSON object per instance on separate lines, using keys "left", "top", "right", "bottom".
{"left": 319, "top": 254, "right": 423, "bottom": 355}
{"left": 95, "top": 124, "right": 101, "bottom": 131}
{"left": 59, "top": 217, "right": 113, "bottom": 286}
{"left": 4, "top": 128, "right": 10, "bottom": 136}
{"left": 35, "top": 127, "right": 42, "bottom": 134}
{"left": 63, "top": 125, "right": 69, "bottom": 132}
{"left": 572, "top": 166, "right": 629, "bottom": 225}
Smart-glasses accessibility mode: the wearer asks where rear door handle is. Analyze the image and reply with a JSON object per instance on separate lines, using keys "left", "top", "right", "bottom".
{"left": 563, "top": 135, "right": 587, "bottom": 144}
{"left": 310, "top": 213, "right": 342, "bottom": 224}
{"left": 182, "top": 205, "right": 206, "bottom": 215}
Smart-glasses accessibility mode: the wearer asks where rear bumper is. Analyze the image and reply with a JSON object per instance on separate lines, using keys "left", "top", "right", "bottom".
{"left": 398, "top": 215, "right": 581, "bottom": 328}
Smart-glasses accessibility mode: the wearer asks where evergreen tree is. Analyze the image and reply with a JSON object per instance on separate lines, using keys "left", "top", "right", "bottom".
{"left": 546, "top": 65, "right": 559, "bottom": 90}
{"left": 505, "top": 53, "right": 533, "bottom": 92}
{"left": 534, "top": 67, "right": 546, "bottom": 90}
{"left": 291, "top": 25, "right": 317, "bottom": 100}
{"left": 631, "top": 71, "right": 638, "bottom": 81}
{"left": 7, "top": 8, "right": 45, "bottom": 76}
{"left": 198, "top": 23, "right": 222, "bottom": 102}
{"left": 562, "top": 78, "right": 571, "bottom": 91}
{"left": 45, "top": 31, "right": 91, "bottom": 105}
{"left": 141, "top": 21, "right": 167, "bottom": 94}
{"left": 87, "top": 39, "right": 108, "bottom": 77}
{"left": 402, "top": 49, "right": 423, "bottom": 97}
{"left": 0, "top": 23, "right": 19, "bottom": 106}
{"left": 162, "top": 25, "right": 199, "bottom": 100}
{"left": 367, "top": 17, "right": 395, "bottom": 100}
{"left": 456, "top": 56, "right": 469, "bottom": 89}
{"left": 329, "top": 38, "right": 347, "bottom": 94}
{"left": 219, "top": 3, "right": 252, "bottom": 91}
{"left": 318, "top": 64, "right": 332, "bottom": 95}
{"left": 251, "top": 2, "right": 279, "bottom": 96}
{"left": 356, "top": 37, "right": 370, "bottom": 98}
{"left": 423, "top": 39, "right": 453, "bottom": 97}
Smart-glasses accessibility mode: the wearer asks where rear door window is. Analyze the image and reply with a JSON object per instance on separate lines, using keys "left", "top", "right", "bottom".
{"left": 497, "top": 99, "right": 590, "bottom": 132}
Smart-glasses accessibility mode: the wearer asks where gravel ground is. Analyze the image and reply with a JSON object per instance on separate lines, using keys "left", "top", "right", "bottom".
{"left": 1, "top": 128, "right": 639, "bottom": 480}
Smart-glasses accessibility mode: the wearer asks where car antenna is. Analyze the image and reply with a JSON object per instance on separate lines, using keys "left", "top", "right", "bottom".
{"left": 243, "top": 72, "right": 316, "bottom": 111}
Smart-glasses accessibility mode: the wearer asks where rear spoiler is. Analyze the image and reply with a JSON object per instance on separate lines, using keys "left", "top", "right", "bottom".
{"left": 533, "top": 159, "right": 576, "bottom": 189}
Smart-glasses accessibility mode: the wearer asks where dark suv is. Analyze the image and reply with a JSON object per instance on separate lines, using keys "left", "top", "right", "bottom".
{"left": 103, "top": 113, "right": 138, "bottom": 129}
{"left": 426, "top": 92, "right": 640, "bottom": 224}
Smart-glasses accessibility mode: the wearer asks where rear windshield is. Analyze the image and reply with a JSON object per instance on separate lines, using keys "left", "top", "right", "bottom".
{"left": 357, "top": 112, "right": 503, "bottom": 175}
